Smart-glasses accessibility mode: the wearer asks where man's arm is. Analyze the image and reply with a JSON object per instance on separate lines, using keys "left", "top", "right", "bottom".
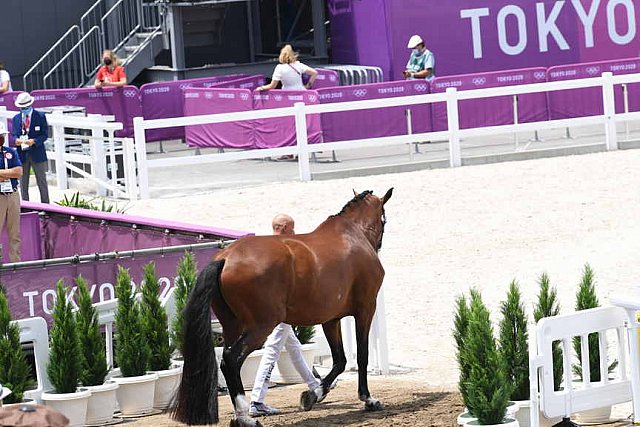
{"left": 0, "top": 165, "right": 23, "bottom": 180}
{"left": 0, "top": 80, "right": 9, "bottom": 94}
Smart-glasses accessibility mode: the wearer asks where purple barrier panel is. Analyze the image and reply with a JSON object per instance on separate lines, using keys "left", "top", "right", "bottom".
{"left": 1, "top": 202, "right": 252, "bottom": 320}
{"left": 31, "top": 86, "right": 141, "bottom": 137}
{"left": 252, "top": 90, "right": 322, "bottom": 148}
{"left": 211, "top": 75, "right": 265, "bottom": 90}
{"left": 0, "top": 211, "right": 42, "bottom": 263}
{"left": 317, "top": 80, "right": 431, "bottom": 142}
{"left": 313, "top": 69, "right": 340, "bottom": 89}
{"left": 430, "top": 68, "right": 548, "bottom": 131}
{"left": 183, "top": 88, "right": 254, "bottom": 149}
{"left": 548, "top": 58, "right": 640, "bottom": 119}
{"left": 140, "top": 74, "right": 247, "bottom": 142}
{"left": 22, "top": 201, "right": 248, "bottom": 240}
{"left": 3, "top": 248, "right": 221, "bottom": 321}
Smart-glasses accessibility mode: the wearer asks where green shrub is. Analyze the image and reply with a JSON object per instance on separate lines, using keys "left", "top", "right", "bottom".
{"left": 0, "top": 288, "right": 31, "bottom": 403}
{"left": 293, "top": 326, "right": 315, "bottom": 345}
{"left": 171, "top": 252, "right": 198, "bottom": 356}
{"left": 47, "top": 281, "right": 82, "bottom": 393}
{"left": 465, "top": 289, "right": 511, "bottom": 425}
{"left": 573, "top": 264, "right": 617, "bottom": 381}
{"left": 453, "top": 293, "right": 472, "bottom": 411}
{"left": 498, "top": 280, "right": 529, "bottom": 401}
{"left": 533, "top": 272, "right": 563, "bottom": 391}
{"left": 56, "top": 192, "right": 129, "bottom": 214}
{"left": 75, "top": 276, "right": 108, "bottom": 386}
{"left": 140, "top": 262, "right": 172, "bottom": 371}
{"left": 115, "top": 267, "right": 150, "bottom": 377}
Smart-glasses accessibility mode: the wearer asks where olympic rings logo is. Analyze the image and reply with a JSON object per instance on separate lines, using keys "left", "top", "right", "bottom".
{"left": 534, "top": 71, "right": 546, "bottom": 80}
{"left": 586, "top": 66, "right": 601, "bottom": 76}
{"left": 240, "top": 93, "right": 249, "bottom": 101}
{"left": 274, "top": 95, "right": 283, "bottom": 101}
{"left": 472, "top": 77, "right": 487, "bottom": 86}
{"left": 123, "top": 90, "right": 137, "bottom": 98}
{"left": 65, "top": 92, "right": 78, "bottom": 100}
{"left": 353, "top": 89, "right": 367, "bottom": 97}
{"left": 308, "top": 94, "right": 317, "bottom": 102}
{"left": 414, "top": 83, "right": 428, "bottom": 92}
{"left": 204, "top": 92, "right": 213, "bottom": 99}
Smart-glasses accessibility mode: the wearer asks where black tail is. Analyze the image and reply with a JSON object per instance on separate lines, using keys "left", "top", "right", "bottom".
{"left": 172, "top": 259, "right": 225, "bottom": 425}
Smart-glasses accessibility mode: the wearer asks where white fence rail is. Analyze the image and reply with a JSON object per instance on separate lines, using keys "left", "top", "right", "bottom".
{"left": 529, "top": 306, "right": 634, "bottom": 427}
{"left": 133, "top": 71, "right": 640, "bottom": 199}
{"left": 0, "top": 107, "right": 138, "bottom": 200}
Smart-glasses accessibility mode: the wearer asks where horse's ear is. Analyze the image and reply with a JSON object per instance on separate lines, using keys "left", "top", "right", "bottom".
{"left": 382, "top": 187, "right": 393, "bottom": 205}
{"left": 353, "top": 189, "right": 358, "bottom": 197}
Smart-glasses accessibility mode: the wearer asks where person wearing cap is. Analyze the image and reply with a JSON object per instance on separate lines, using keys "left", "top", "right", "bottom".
{"left": 11, "top": 92, "right": 49, "bottom": 204}
{"left": 0, "top": 123, "right": 22, "bottom": 262}
{"left": 403, "top": 35, "right": 435, "bottom": 81}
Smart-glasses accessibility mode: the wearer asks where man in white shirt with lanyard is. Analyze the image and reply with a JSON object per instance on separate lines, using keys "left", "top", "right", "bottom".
{"left": 0, "top": 123, "right": 22, "bottom": 262}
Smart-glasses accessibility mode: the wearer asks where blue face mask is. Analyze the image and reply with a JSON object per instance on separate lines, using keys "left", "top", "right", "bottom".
{"left": 21, "top": 107, "right": 33, "bottom": 115}
{"left": 413, "top": 48, "right": 423, "bottom": 57}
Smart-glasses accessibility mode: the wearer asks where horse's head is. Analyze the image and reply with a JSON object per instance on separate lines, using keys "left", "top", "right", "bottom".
{"left": 337, "top": 188, "right": 393, "bottom": 251}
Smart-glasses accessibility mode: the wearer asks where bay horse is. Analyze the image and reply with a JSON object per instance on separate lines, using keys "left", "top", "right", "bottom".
{"left": 172, "top": 188, "right": 393, "bottom": 426}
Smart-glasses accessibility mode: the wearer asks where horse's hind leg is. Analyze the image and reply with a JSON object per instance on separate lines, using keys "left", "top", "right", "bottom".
{"left": 300, "top": 318, "right": 347, "bottom": 411}
{"left": 221, "top": 326, "right": 272, "bottom": 427}
{"left": 355, "top": 311, "right": 383, "bottom": 412}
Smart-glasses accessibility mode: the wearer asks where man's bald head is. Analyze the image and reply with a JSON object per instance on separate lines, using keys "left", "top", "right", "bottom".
{"left": 272, "top": 214, "right": 295, "bottom": 235}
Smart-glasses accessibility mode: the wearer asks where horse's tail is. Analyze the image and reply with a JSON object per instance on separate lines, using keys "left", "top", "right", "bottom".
{"left": 172, "top": 259, "right": 225, "bottom": 425}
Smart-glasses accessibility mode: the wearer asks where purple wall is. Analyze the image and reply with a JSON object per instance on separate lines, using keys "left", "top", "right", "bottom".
{"left": 329, "top": 0, "right": 640, "bottom": 81}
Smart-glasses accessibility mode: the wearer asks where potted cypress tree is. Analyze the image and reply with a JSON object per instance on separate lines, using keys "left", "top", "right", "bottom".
{"left": 464, "top": 289, "right": 517, "bottom": 427}
{"left": 171, "top": 252, "right": 198, "bottom": 358}
{"left": 75, "top": 276, "right": 118, "bottom": 425}
{"left": 533, "top": 272, "right": 563, "bottom": 427}
{"left": 140, "top": 262, "right": 182, "bottom": 410}
{"left": 499, "top": 280, "right": 529, "bottom": 427}
{"left": 112, "top": 266, "right": 158, "bottom": 416}
{"left": 572, "top": 264, "right": 616, "bottom": 424}
{"left": 276, "top": 325, "right": 317, "bottom": 383}
{"left": 0, "top": 287, "right": 31, "bottom": 405}
{"left": 41, "top": 280, "right": 91, "bottom": 427}
{"left": 454, "top": 292, "right": 474, "bottom": 425}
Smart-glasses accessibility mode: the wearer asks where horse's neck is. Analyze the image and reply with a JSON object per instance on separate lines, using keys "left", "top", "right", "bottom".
{"left": 318, "top": 215, "right": 377, "bottom": 247}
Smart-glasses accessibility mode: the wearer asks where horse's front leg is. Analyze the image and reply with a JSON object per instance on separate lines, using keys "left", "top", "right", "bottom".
{"left": 300, "top": 318, "right": 346, "bottom": 411}
{"left": 355, "top": 311, "right": 383, "bottom": 412}
{"left": 221, "top": 328, "right": 272, "bottom": 427}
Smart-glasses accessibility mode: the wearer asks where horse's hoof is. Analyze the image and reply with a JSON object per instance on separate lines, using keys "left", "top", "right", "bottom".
{"left": 300, "top": 389, "right": 318, "bottom": 411}
{"left": 230, "top": 416, "right": 263, "bottom": 427}
{"left": 365, "top": 400, "right": 384, "bottom": 412}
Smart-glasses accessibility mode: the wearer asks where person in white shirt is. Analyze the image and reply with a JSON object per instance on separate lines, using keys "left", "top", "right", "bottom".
{"left": 0, "top": 63, "right": 12, "bottom": 93}
{"left": 257, "top": 45, "right": 318, "bottom": 91}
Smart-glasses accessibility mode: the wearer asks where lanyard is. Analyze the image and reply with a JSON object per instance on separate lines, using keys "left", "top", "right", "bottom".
{"left": 2, "top": 149, "right": 7, "bottom": 170}
{"left": 22, "top": 114, "right": 30, "bottom": 134}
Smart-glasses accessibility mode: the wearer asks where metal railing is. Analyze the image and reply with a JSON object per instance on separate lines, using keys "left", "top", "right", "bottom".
{"left": 22, "top": 26, "right": 81, "bottom": 92}
{"left": 102, "top": 0, "right": 142, "bottom": 54}
{"left": 43, "top": 26, "right": 103, "bottom": 89}
{"left": 80, "top": 0, "right": 109, "bottom": 34}
{"left": 24, "top": 0, "right": 164, "bottom": 90}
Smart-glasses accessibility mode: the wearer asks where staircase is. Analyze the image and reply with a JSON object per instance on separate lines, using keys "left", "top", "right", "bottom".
{"left": 23, "top": 0, "right": 166, "bottom": 91}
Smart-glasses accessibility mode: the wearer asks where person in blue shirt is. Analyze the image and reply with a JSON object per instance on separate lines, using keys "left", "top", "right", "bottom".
{"left": 0, "top": 122, "right": 23, "bottom": 262}
{"left": 403, "top": 35, "right": 435, "bottom": 82}
{"left": 11, "top": 92, "right": 49, "bottom": 204}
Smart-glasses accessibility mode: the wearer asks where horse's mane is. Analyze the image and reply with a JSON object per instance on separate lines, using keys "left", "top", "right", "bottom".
{"left": 329, "top": 190, "right": 373, "bottom": 218}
